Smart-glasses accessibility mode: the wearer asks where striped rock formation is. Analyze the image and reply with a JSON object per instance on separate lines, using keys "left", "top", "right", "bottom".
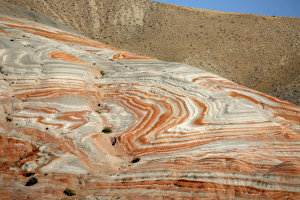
{"left": 0, "top": 14, "right": 300, "bottom": 200}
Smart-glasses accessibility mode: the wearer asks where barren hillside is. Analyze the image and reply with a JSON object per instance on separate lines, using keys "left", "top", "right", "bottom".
{"left": 3, "top": 0, "right": 300, "bottom": 106}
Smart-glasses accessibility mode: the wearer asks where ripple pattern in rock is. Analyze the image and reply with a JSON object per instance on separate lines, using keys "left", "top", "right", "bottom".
{"left": 0, "top": 14, "right": 299, "bottom": 199}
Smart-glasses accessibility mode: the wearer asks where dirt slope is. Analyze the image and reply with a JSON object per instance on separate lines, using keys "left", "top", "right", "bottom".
{"left": 2, "top": 0, "right": 300, "bottom": 105}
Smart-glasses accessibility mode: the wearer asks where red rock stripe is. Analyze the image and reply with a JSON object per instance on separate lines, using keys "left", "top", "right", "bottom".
{"left": 48, "top": 51, "right": 87, "bottom": 63}
{"left": 0, "top": 16, "right": 122, "bottom": 51}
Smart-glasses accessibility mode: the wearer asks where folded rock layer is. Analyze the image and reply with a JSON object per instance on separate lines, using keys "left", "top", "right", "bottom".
{"left": 3, "top": 0, "right": 300, "bottom": 106}
{"left": 0, "top": 14, "right": 299, "bottom": 200}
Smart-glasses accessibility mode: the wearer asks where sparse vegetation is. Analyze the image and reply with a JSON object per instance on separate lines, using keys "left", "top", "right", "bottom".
{"left": 112, "top": 137, "right": 117, "bottom": 146}
{"left": 14, "top": 155, "right": 24, "bottom": 167}
{"left": 100, "top": 70, "right": 105, "bottom": 76}
{"left": 64, "top": 187, "right": 76, "bottom": 196}
{"left": 26, "top": 177, "right": 38, "bottom": 186}
{"left": 26, "top": 172, "right": 35, "bottom": 177}
{"left": 102, "top": 127, "right": 112, "bottom": 133}
{"left": 131, "top": 157, "right": 140, "bottom": 163}
{"left": 6, "top": 116, "right": 11, "bottom": 122}
{"left": 96, "top": 111, "right": 101, "bottom": 114}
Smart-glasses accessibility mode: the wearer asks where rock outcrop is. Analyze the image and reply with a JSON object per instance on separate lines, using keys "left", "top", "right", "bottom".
{"left": 2, "top": 0, "right": 300, "bottom": 106}
{"left": 0, "top": 12, "right": 300, "bottom": 200}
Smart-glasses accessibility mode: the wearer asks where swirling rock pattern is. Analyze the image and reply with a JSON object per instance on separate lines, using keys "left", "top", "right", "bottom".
{"left": 0, "top": 14, "right": 299, "bottom": 200}
{"left": 3, "top": 0, "right": 300, "bottom": 106}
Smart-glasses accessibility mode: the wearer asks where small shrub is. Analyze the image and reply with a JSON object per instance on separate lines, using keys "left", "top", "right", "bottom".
{"left": 64, "top": 187, "right": 76, "bottom": 196}
{"left": 100, "top": 71, "right": 105, "bottom": 76}
{"left": 96, "top": 111, "right": 101, "bottom": 114}
{"left": 112, "top": 137, "right": 117, "bottom": 146}
{"left": 26, "top": 172, "right": 35, "bottom": 177}
{"left": 102, "top": 127, "right": 112, "bottom": 133}
{"left": 131, "top": 157, "right": 140, "bottom": 163}
{"left": 26, "top": 177, "right": 38, "bottom": 186}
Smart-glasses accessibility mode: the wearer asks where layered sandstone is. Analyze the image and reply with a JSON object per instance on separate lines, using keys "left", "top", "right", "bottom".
{"left": 0, "top": 13, "right": 300, "bottom": 200}
{"left": 2, "top": 0, "right": 300, "bottom": 106}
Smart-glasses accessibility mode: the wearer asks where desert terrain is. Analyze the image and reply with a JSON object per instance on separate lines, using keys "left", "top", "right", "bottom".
{"left": 0, "top": 1, "right": 300, "bottom": 199}
{"left": 3, "top": 0, "right": 300, "bottom": 106}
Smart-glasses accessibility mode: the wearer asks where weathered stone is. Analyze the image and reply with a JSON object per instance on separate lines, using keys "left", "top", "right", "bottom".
{"left": 0, "top": 12, "right": 299, "bottom": 200}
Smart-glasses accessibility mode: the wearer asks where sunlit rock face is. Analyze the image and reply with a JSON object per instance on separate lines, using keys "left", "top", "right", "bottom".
{"left": 0, "top": 14, "right": 300, "bottom": 199}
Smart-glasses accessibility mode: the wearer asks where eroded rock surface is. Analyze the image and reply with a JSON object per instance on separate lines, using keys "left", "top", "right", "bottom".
{"left": 0, "top": 14, "right": 300, "bottom": 199}
{"left": 3, "top": 0, "right": 300, "bottom": 106}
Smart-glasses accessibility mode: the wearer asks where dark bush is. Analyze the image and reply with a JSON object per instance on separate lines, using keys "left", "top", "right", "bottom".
{"left": 102, "top": 127, "right": 112, "bottom": 133}
{"left": 26, "top": 172, "right": 35, "bottom": 177}
{"left": 64, "top": 188, "right": 76, "bottom": 196}
{"left": 112, "top": 137, "right": 117, "bottom": 146}
{"left": 131, "top": 157, "right": 140, "bottom": 163}
{"left": 25, "top": 177, "right": 38, "bottom": 186}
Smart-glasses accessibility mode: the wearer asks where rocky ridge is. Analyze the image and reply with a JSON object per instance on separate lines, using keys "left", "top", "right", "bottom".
{"left": 0, "top": 10, "right": 300, "bottom": 200}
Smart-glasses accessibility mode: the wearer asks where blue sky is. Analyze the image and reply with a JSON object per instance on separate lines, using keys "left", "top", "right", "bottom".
{"left": 153, "top": 0, "right": 300, "bottom": 18}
